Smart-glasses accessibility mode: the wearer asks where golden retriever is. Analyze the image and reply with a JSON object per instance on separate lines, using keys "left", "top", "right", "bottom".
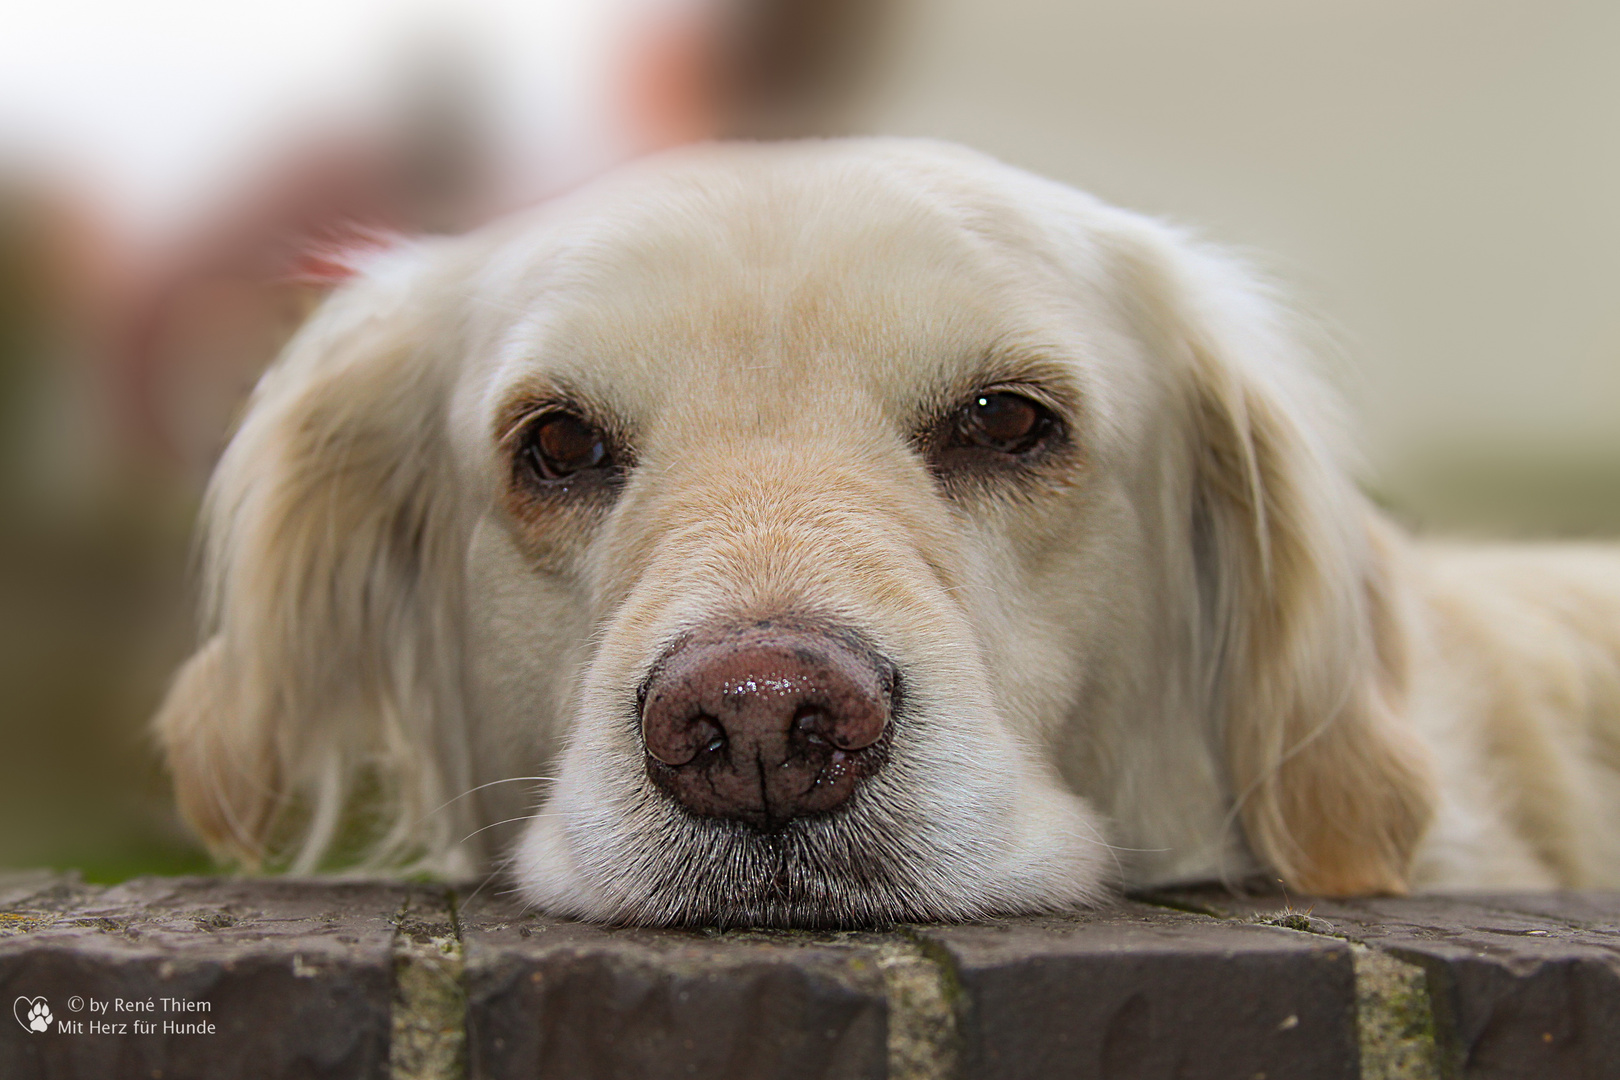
{"left": 155, "top": 139, "right": 1620, "bottom": 926}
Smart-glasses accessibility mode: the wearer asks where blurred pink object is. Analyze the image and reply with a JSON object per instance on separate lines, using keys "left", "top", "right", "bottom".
{"left": 100, "top": 0, "right": 893, "bottom": 475}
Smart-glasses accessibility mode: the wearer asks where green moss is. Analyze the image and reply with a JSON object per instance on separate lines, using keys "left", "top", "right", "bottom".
{"left": 390, "top": 891, "right": 467, "bottom": 1080}
{"left": 1352, "top": 945, "right": 1440, "bottom": 1080}
{"left": 876, "top": 935, "right": 961, "bottom": 1080}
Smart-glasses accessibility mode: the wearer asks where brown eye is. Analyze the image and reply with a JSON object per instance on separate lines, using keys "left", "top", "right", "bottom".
{"left": 521, "top": 411, "right": 613, "bottom": 482}
{"left": 924, "top": 388, "right": 1065, "bottom": 481}
{"left": 957, "top": 392, "right": 1053, "bottom": 455}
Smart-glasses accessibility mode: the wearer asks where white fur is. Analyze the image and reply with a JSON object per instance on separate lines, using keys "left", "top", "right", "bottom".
{"left": 156, "top": 139, "right": 1620, "bottom": 924}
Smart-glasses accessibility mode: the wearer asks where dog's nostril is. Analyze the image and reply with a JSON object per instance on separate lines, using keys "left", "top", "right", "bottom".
{"left": 794, "top": 707, "right": 830, "bottom": 745}
{"left": 640, "top": 623, "right": 892, "bottom": 827}
{"left": 700, "top": 722, "right": 726, "bottom": 756}
{"left": 643, "top": 711, "right": 727, "bottom": 767}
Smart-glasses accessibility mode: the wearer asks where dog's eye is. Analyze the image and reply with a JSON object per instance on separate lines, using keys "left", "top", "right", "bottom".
{"left": 959, "top": 393, "right": 1045, "bottom": 453}
{"left": 954, "top": 392, "right": 1056, "bottom": 455}
{"left": 520, "top": 412, "right": 613, "bottom": 482}
{"left": 924, "top": 389, "right": 1065, "bottom": 482}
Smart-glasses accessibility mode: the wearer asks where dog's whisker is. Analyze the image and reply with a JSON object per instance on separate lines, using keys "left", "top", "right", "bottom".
{"left": 416, "top": 777, "right": 558, "bottom": 827}
{"left": 457, "top": 814, "right": 551, "bottom": 847}
{"left": 456, "top": 868, "right": 507, "bottom": 913}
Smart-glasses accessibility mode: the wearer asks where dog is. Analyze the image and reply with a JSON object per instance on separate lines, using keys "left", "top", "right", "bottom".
{"left": 155, "top": 138, "right": 1620, "bottom": 927}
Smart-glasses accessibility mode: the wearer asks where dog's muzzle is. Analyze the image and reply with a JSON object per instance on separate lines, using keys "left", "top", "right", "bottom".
{"left": 640, "top": 622, "right": 894, "bottom": 828}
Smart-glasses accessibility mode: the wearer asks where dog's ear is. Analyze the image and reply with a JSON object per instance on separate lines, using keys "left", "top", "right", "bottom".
{"left": 154, "top": 249, "right": 475, "bottom": 874}
{"left": 1115, "top": 224, "right": 1435, "bottom": 895}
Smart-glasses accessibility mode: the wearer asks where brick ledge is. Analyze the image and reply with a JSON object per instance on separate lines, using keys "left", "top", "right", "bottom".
{"left": 3, "top": 873, "right": 1618, "bottom": 1079}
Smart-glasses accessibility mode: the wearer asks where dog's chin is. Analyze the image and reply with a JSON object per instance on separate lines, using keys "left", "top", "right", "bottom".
{"left": 510, "top": 778, "right": 1113, "bottom": 928}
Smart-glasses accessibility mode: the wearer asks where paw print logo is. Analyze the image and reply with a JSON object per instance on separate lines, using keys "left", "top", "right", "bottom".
{"left": 13, "top": 996, "right": 53, "bottom": 1033}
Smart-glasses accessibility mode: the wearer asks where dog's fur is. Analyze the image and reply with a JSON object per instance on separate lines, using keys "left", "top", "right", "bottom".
{"left": 156, "top": 139, "right": 1620, "bottom": 926}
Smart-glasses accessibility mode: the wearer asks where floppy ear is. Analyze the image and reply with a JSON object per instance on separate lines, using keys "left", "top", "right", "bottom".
{"left": 154, "top": 249, "right": 475, "bottom": 874}
{"left": 1117, "top": 224, "right": 1435, "bottom": 895}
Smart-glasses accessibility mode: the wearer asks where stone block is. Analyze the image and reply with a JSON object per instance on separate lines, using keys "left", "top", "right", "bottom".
{"left": 916, "top": 901, "right": 1360, "bottom": 1080}
{"left": 460, "top": 898, "right": 890, "bottom": 1080}
{"left": 0, "top": 875, "right": 409, "bottom": 1080}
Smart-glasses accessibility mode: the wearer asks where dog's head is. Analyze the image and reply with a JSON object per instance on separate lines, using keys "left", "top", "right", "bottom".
{"left": 156, "top": 139, "right": 1433, "bottom": 926}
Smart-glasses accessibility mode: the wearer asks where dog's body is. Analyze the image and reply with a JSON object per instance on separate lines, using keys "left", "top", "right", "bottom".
{"left": 1397, "top": 542, "right": 1620, "bottom": 888}
{"left": 156, "top": 139, "right": 1620, "bottom": 925}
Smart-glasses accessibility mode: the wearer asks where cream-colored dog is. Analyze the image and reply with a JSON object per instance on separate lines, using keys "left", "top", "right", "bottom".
{"left": 156, "top": 139, "right": 1620, "bottom": 926}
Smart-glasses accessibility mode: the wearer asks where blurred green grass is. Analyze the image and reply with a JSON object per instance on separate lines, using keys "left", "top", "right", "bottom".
{"left": 0, "top": 492, "right": 213, "bottom": 881}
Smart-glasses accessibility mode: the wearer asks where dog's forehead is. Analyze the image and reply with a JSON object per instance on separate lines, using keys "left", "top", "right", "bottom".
{"left": 476, "top": 144, "right": 1114, "bottom": 436}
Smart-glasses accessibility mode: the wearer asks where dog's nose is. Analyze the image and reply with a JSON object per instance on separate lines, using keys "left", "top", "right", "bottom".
{"left": 641, "top": 623, "right": 893, "bottom": 827}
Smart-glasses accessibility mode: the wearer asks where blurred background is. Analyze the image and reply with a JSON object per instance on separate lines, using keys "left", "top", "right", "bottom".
{"left": 1, "top": 0, "right": 1615, "bottom": 877}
